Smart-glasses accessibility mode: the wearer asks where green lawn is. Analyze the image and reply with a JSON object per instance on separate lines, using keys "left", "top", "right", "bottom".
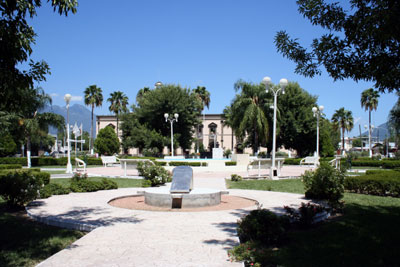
{"left": 227, "top": 179, "right": 400, "bottom": 266}
{"left": 50, "top": 177, "right": 144, "bottom": 188}
{"left": 0, "top": 199, "right": 85, "bottom": 267}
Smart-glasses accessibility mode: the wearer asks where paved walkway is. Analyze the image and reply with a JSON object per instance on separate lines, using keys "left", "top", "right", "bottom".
{"left": 29, "top": 167, "right": 310, "bottom": 267}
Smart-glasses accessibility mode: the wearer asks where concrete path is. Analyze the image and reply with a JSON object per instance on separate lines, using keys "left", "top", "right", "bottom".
{"left": 29, "top": 169, "right": 309, "bottom": 267}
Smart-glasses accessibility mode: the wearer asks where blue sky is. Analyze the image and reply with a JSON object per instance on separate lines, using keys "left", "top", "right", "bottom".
{"left": 29, "top": 0, "right": 396, "bottom": 137}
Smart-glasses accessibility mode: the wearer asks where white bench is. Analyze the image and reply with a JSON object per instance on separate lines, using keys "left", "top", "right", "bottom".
{"left": 247, "top": 158, "right": 285, "bottom": 177}
{"left": 75, "top": 158, "right": 86, "bottom": 173}
{"left": 300, "top": 156, "right": 319, "bottom": 167}
{"left": 119, "top": 159, "right": 155, "bottom": 177}
{"left": 101, "top": 156, "right": 120, "bottom": 167}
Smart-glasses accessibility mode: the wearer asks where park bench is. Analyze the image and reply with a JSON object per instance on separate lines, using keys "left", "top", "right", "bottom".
{"left": 101, "top": 156, "right": 120, "bottom": 167}
{"left": 300, "top": 156, "right": 319, "bottom": 167}
{"left": 75, "top": 158, "right": 86, "bottom": 173}
{"left": 247, "top": 158, "right": 285, "bottom": 177}
{"left": 119, "top": 158, "right": 155, "bottom": 177}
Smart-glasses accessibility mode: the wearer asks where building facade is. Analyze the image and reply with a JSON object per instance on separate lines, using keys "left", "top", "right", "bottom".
{"left": 96, "top": 114, "right": 255, "bottom": 155}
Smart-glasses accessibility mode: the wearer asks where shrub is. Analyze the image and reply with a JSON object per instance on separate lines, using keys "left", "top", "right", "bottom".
{"left": 100, "top": 178, "right": 118, "bottom": 190}
{"left": 228, "top": 241, "right": 272, "bottom": 267}
{"left": 345, "top": 172, "right": 400, "bottom": 197}
{"left": 275, "top": 151, "right": 288, "bottom": 158}
{"left": 0, "top": 164, "right": 22, "bottom": 169}
{"left": 257, "top": 151, "right": 267, "bottom": 158}
{"left": 302, "top": 162, "right": 345, "bottom": 204}
{"left": 141, "top": 179, "right": 152, "bottom": 187}
{"left": 237, "top": 209, "right": 290, "bottom": 246}
{"left": 0, "top": 133, "right": 17, "bottom": 157}
{"left": 0, "top": 170, "right": 46, "bottom": 206}
{"left": 137, "top": 162, "right": 172, "bottom": 186}
{"left": 223, "top": 149, "right": 232, "bottom": 158}
{"left": 39, "top": 183, "right": 70, "bottom": 199}
{"left": 284, "top": 202, "right": 327, "bottom": 227}
{"left": 283, "top": 158, "right": 301, "bottom": 165}
{"left": 169, "top": 161, "right": 201, "bottom": 167}
{"left": 225, "top": 161, "right": 237, "bottom": 166}
{"left": 231, "top": 174, "right": 243, "bottom": 181}
{"left": 70, "top": 173, "right": 118, "bottom": 192}
{"left": 0, "top": 157, "right": 27, "bottom": 166}
{"left": 94, "top": 126, "right": 120, "bottom": 155}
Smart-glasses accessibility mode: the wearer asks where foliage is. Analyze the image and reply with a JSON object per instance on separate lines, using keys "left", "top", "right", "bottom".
{"left": 132, "top": 84, "right": 202, "bottom": 151}
{"left": 108, "top": 91, "right": 129, "bottom": 135}
{"left": 0, "top": 170, "right": 50, "bottom": 206}
{"left": 275, "top": 151, "right": 288, "bottom": 158}
{"left": 283, "top": 158, "right": 302, "bottom": 165}
{"left": 168, "top": 161, "right": 202, "bottom": 167}
{"left": 121, "top": 113, "right": 166, "bottom": 155}
{"left": 193, "top": 86, "right": 211, "bottom": 110}
{"left": 302, "top": 162, "right": 345, "bottom": 204}
{"left": 345, "top": 172, "right": 400, "bottom": 197}
{"left": 331, "top": 107, "right": 354, "bottom": 153}
{"left": 94, "top": 126, "right": 120, "bottom": 155}
{"left": 237, "top": 208, "right": 290, "bottom": 246}
{"left": 39, "top": 183, "right": 70, "bottom": 199}
{"left": 225, "top": 161, "right": 236, "bottom": 166}
{"left": 223, "top": 149, "right": 232, "bottom": 158}
{"left": 84, "top": 85, "right": 103, "bottom": 152}
{"left": 0, "top": 133, "right": 17, "bottom": 157}
{"left": 137, "top": 162, "right": 172, "bottom": 186}
{"left": 0, "top": 0, "right": 78, "bottom": 115}
{"left": 0, "top": 164, "right": 22, "bottom": 170}
{"left": 284, "top": 202, "right": 327, "bottom": 227}
{"left": 274, "top": 0, "right": 400, "bottom": 93}
{"left": 224, "top": 80, "right": 270, "bottom": 154}
{"left": 70, "top": 173, "right": 117, "bottom": 192}
{"left": 228, "top": 241, "right": 272, "bottom": 267}
{"left": 388, "top": 92, "right": 400, "bottom": 136}
{"left": 231, "top": 174, "right": 243, "bottom": 181}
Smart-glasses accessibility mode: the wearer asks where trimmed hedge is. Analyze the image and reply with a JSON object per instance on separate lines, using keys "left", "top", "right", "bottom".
{"left": 167, "top": 161, "right": 208, "bottom": 167}
{"left": 0, "top": 157, "right": 103, "bottom": 166}
{"left": 345, "top": 172, "right": 400, "bottom": 197}
{"left": 0, "top": 164, "right": 22, "bottom": 169}
{"left": 283, "top": 158, "right": 302, "bottom": 165}
{"left": 225, "top": 161, "right": 237, "bottom": 166}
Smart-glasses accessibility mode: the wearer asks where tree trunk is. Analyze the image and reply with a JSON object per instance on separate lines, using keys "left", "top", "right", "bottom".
{"left": 342, "top": 127, "right": 345, "bottom": 154}
{"left": 27, "top": 136, "right": 31, "bottom": 168}
{"left": 90, "top": 104, "right": 94, "bottom": 154}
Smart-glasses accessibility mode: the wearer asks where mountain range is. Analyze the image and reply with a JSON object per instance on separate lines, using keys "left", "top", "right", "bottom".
{"left": 359, "top": 122, "right": 390, "bottom": 141}
{"left": 41, "top": 104, "right": 97, "bottom": 137}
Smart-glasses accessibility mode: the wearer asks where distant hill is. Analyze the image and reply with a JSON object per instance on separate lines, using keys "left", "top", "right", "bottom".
{"left": 41, "top": 104, "right": 97, "bottom": 136}
{"left": 360, "top": 122, "right": 390, "bottom": 141}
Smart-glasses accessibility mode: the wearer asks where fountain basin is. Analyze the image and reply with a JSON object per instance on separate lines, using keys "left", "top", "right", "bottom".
{"left": 139, "top": 188, "right": 224, "bottom": 209}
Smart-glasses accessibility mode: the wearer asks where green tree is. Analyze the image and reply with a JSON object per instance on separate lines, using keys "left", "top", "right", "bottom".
{"left": 108, "top": 91, "right": 129, "bottom": 136}
{"left": 352, "top": 138, "right": 362, "bottom": 148}
{"left": 0, "top": 0, "right": 78, "bottom": 113}
{"left": 361, "top": 88, "right": 380, "bottom": 155}
{"left": 388, "top": 92, "right": 400, "bottom": 142}
{"left": 133, "top": 84, "right": 202, "bottom": 151}
{"left": 276, "top": 82, "right": 318, "bottom": 157}
{"left": 84, "top": 85, "right": 103, "bottom": 153}
{"left": 94, "top": 126, "right": 120, "bottom": 156}
{"left": 224, "top": 80, "right": 270, "bottom": 154}
{"left": 331, "top": 108, "right": 354, "bottom": 154}
{"left": 319, "top": 118, "right": 337, "bottom": 157}
{"left": 274, "top": 0, "right": 400, "bottom": 93}
{"left": 0, "top": 133, "right": 17, "bottom": 157}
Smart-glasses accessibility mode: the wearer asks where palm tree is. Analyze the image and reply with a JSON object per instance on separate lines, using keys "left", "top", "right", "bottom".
{"left": 194, "top": 86, "right": 210, "bottom": 152}
{"left": 84, "top": 85, "right": 103, "bottom": 154}
{"left": 226, "top": 80, "right": 270, "bottom": 154}
{"left": 108, "top": 91, "right": 129, "bottom": 137}
{"left": 361, "top": 88, "right": 380, "bottom": 157}
{"left": 331, "top": 107, "right": 354, "bottom": 154}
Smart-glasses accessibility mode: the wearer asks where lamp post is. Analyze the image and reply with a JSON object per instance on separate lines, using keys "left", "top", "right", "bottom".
{"left": 164, "top": 113, "right": 179, "bottom": 157}
{"left": 262, "top": 76, "right": 288, "bottom": 179}
{"left": 312, "top": 105, "right": 324, "bottom": 161}
{"left": 365, "top": 124, "right": 372, "bottom": 157}
{"left": 64, "top": 94, "right": 73, "bottom": 174}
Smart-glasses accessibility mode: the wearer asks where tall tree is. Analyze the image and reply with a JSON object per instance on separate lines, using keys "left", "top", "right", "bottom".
{"left": 388, "top": 92, "right": 400, "bottom": 143}
{"left": 194, "top": 86, "right": 211, "bottom": 115}
{"left": 84, "top": 85, "right": 103, "bottom": 153}
{"left": 274, "top": 0, "right": 400, "bottom": 93}
{"left": 225, "top": 80, "right": 270, "bottom": 154}
{"left": 331, "top": 108, "right": 354, "bottom": 154}
{"left": 361, "top": 88, "right": 380, "bottom": 156}
{"left": 108, "top": 91, "right": 129, "bottom": 136}
{"left": 0, "top": 0, "right": 78, "bottom": 113}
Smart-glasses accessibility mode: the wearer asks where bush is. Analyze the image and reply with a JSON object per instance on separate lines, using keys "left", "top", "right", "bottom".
{"left": 169, "top": 161, "right": 201, "bottom": 167}
{"left": 0, "top": 164, "right": 22, "bottom": 169}
{"left": 225, "top": 161, "right": 237, "bottom": 166}
{"left": 137, "top": 162, "right": 172, "bottom": 186}
{"left": 39, "top": 183, "right": 70, "bottom": 199}
{"left": 345, "top": 172, "right": 400, "bottom": 197}
{"left": 302, "top": 162, "right": 345, "bottom": 204}
{"left": 0, "top": 133, "right": 17, "bottom": 157}
{"left": 231, "top": 174, "right": 243, "bottom": 181}
{"left": 275, "top": 151, "right": 288, "bottom": 157}
{"left": 237, "top": 209, "right": 290, "bottom": 246}
{"left": 223, "top": 149, "right": 232, "bottom": 158}
{"left": 284, "top": 202, "right": 327, "bottom": 227}
{"left": 94, "top": 126, "right": 120, "bottom": 155}
{"left": 0, "top": 170, "right": 46, "bottom": 206}
{"left": 100, "top": 178, "right": 118, "bottom": 190}
{"left": 0, "top": 157, "right": 27, "bottom": 166}
{"left": 69, "top": 173, "right": 118, "bottom": 192}
{"left": 283, "top": 158, "right": 301, "bottom": 165}
{"left": 257, "top": 151, "right": 267, "bottom": 158}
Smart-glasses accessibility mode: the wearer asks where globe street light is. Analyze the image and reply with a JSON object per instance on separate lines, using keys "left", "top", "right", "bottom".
{"left": 155, "top": 81, "right": 163, "bottom": 89}
{"left": 262, "top": 77, "right": 288, "bottom": 179}
{"left": 164, "top": 113, "right": 179, "bottom": 157}
{"left": 64, "top": 94, "right": 73, "bottom": 174}
{"left": 312, "top": 105, "right": 324, "bottom": 161}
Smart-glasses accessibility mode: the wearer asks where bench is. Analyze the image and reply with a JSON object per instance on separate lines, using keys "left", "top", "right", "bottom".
{"left": 329, "top": 155, "right": 342, "bottom": 169}
{"left": 300, "top": 156, "right": 319, "bottom": 167}
{"left": 247, "top": 158, "right": 285, "bottom": 177}
{"left": 119, "top": 159, "right": 155, "bottom": 177}
{"left": 75, "top": 158, "right": 86, "bottom": 173}
{"left": 101, "top": 156, "right": 120, "bottom": 167}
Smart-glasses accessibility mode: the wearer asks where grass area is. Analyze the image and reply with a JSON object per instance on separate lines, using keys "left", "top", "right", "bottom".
{"left": 51, "top": 177, "right": 144, "bottom": 188}
{"left": 0, "top": 199, "right": 85, "bottom": 267}
{"left": 228, "top": 179, "right": 400, "bottom": 266}
{"left": 226, "top": 178, "right": 305, "bottom": 194}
